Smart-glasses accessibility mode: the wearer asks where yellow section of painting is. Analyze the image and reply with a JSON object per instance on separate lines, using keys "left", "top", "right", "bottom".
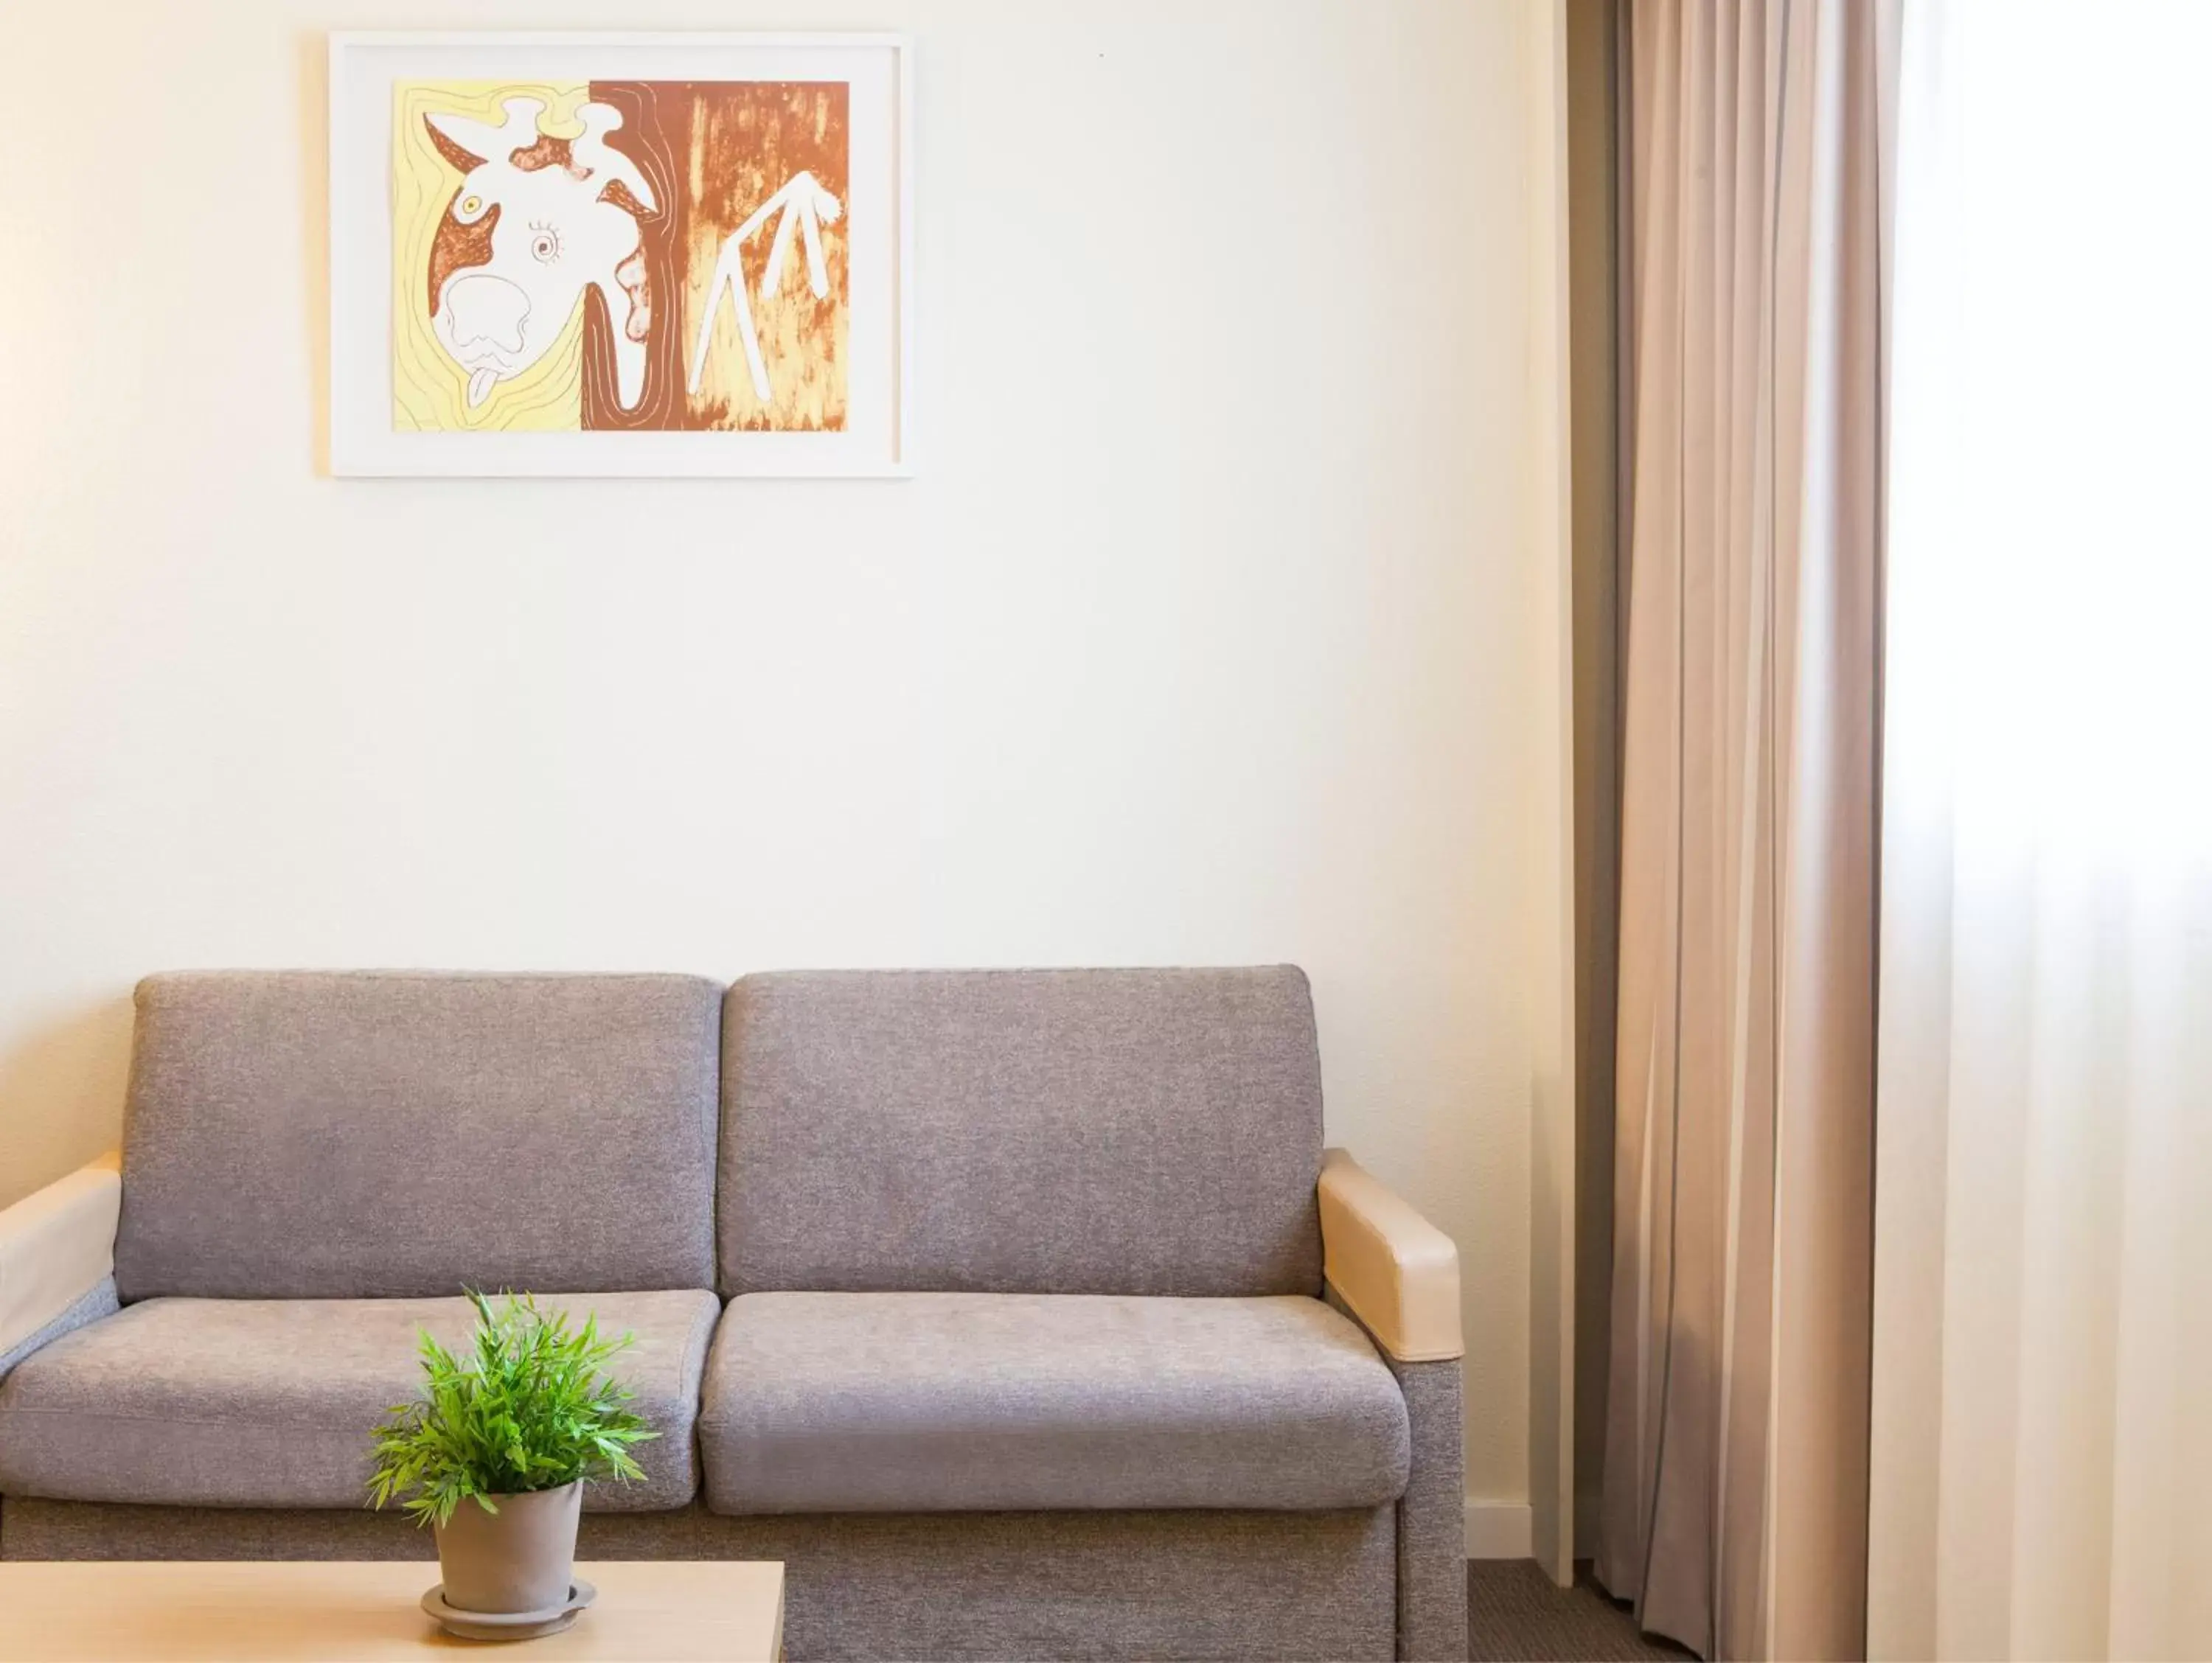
{"left": 390, "top": 81, "right": 588, "bottom": 433}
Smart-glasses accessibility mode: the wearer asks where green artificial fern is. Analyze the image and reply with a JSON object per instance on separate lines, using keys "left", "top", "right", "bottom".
{"left": 366, "top": 1289, "right": 658, "bottom": 1527}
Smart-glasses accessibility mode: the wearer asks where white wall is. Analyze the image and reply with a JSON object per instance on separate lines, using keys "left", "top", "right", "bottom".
{"left": 1, "top": 0, "right": 1552, "bottom": 1516}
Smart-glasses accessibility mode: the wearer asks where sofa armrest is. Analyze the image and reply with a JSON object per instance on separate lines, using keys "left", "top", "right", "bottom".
{"left": 1318, "top": 1148, "right": 1461, "bottom": 1363}
{"left": 0, "top": 1152, "right": 122, "bottom": 1359}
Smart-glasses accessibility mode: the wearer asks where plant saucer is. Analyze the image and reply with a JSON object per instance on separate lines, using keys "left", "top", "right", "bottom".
{"left": 421, "top": 1577, "right": 598, "bottom": 1642}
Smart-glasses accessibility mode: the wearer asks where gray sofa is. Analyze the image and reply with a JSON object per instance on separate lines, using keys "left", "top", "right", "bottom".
{"left": 0, "top": 967, "right": 1466, "bottom": 1661}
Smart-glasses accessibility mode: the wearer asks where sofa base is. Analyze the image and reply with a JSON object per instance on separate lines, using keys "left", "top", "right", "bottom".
{"left": 0, "top": 1498, "right": 1395, "bottom": 1662}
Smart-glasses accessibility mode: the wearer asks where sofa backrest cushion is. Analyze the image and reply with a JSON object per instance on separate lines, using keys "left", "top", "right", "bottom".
{"left": 113, "top": 972, "right": 721, "bottom": 1302}
{"left": 718, "top": 967, "right": 1324, "bottom": 1297}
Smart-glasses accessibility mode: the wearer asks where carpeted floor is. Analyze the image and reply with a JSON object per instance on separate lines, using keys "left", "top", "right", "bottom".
{"left": 1467, "top": 1561, "right": 1697, "bottom": 1662}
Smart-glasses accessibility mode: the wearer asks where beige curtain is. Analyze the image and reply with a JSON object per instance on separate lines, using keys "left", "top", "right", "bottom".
{"left": 1596, "top": 2, "right": 1885, "bottom": 1658}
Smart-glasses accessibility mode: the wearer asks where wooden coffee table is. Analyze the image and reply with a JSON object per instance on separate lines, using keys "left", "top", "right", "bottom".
{"left": 0, "top": 1560, "right": 783, "bottom": 1660}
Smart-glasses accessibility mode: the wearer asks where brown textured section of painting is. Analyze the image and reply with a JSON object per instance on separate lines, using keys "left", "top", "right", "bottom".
{"left": 582, "top": 80, "right": 848, "bottom": 431}
{"left": 427, "top": 201, "right": 499, "bottom": 318}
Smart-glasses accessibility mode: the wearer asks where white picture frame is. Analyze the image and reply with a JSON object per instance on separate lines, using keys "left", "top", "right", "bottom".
{"left": 328, "top": 31, "right": 914, "bottom": 478}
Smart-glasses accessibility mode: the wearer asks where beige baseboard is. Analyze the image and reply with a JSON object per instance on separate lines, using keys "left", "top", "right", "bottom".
{"left": 1463, "top": 1499, "right": 1535, "bottom": 1559}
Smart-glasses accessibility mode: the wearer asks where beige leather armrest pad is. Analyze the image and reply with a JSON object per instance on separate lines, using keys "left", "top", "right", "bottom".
{"left": 0, "top": 1151, "right": 122, "bottom": 1355}
{"left": 1318, "top": 1147, "right": 1461, "bottom": 1362}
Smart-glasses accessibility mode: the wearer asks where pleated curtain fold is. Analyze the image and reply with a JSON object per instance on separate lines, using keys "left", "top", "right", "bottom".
{"left": 1596, "top": 2, "right": 1885, "bottom": 1657}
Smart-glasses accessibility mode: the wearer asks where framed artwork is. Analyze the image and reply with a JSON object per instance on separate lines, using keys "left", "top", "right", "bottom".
{"left": 328, "top": 32, "right": 912, "bottom": 477}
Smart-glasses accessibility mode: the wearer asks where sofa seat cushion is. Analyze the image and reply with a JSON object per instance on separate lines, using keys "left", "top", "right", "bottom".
{"left": 698, "top": 1291, "right": 1410, "bottom": 1514}
{"left": 0, "top": 1290, "right": 717, "bottom": 1513}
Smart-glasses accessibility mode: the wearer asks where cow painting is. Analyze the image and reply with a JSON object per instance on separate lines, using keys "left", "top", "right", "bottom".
{"left": 422, "top": 98, "right": 658, "bottom": 411}
{"left": 391, "top": 80, "right": 849, "bottom": 432}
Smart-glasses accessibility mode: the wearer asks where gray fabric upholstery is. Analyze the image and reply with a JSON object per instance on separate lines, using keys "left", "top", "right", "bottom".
{"left": 114, "top": 972, "right": 720, "bottom": 1300}
{"left": 1394, "top": 1358, "right": 1470, "bottom": 1662}
{"left": 0, "top": 1277, "right": 117, "bottom": 1384}
{"left": 1329, "top": 1282, "right": 1469, "bottom": 1662}
{"left": 0, "top": 963, "right": 1439, "bottom": 1658}
{"left": 700, "top": 1290, "right": 1407, "bottom": 1514}
{"left": 0, "top": 1290, "right": 717, "bottom": 1513}
{"left": 0, "top": 1499, "right": 1397, "bottom": 1662}
{"left": 719, "top": 968, "right": 1325, "bottom": 1297}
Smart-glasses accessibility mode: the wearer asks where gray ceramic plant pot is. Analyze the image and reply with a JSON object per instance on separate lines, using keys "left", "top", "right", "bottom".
{"left": 434, "top": 1481, "right": 582, "bottom": 1615}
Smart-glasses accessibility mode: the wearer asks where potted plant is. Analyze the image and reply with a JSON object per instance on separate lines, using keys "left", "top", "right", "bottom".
{"left": 368, "top": 1290, "right": 657, "bottom": 1618}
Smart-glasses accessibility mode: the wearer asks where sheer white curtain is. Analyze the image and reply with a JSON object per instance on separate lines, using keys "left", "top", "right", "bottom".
{"left": 1869, "top": 2, "right": 2212, "bottom": 1659}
